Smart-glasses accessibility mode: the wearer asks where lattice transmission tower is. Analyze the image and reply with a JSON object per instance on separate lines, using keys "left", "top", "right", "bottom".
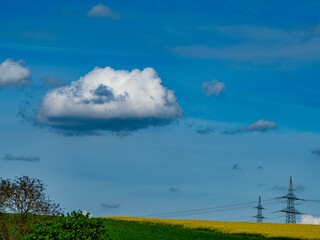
{"left": 276, "top": 176, "right": 304, "bottom": 223}
{"left": 253, "top": 196, "right": 265, "bottom": 223}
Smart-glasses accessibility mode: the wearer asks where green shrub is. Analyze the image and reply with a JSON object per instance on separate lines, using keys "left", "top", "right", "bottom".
{"left": 23, "top": 211, "right": 111, "bottom": 240}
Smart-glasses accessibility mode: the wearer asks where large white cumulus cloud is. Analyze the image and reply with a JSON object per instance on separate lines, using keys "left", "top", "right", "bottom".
{"left": 36, "top": 67, "right": 183, "bottom": 133}
{"left": 0, "top": 59, "right": 31, "bottom": 89}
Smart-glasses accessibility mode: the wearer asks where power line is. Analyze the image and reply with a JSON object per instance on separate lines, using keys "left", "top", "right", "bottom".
{"left": 305, "top": 199, "right": 320, "bottom": 203}
{"left": 154, "top": 205, "right": 260, "bottom": 218}
{"left": 143, "top": 198, "right": 276, "bottom": 218}
{"left": 218, "top": 214, "right": 256, "bottom": 222}
{"left": 139, "top": 177, "right": 320, "bottom": 221}
{"left": 144, "top": 200, "right": 267, "bottom": 217}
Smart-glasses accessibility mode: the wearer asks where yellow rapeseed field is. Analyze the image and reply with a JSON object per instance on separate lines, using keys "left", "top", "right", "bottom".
{"left": 107, "top": 217, "right": 320, "bottom": 240}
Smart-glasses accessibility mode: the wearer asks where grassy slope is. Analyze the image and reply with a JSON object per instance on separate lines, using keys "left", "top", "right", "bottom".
{"left": 103, "top": 219, "right": 294, "bottom": 240}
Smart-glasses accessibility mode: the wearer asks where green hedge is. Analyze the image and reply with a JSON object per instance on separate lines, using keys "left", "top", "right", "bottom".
{"left": 23, "top": 211, "right": 111, "bottom": 240}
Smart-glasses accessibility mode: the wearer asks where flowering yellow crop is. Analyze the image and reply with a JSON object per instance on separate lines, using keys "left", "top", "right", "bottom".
{"left": 106, "top": 217, "right": 320, "bottom": 240}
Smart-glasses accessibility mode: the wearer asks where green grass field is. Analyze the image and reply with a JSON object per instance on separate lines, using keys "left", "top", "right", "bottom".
{"left": 0, "top": 214, "right": 308, "bottom": 240}
{"left": 103, "top": 219, "right": 296, "bottom": 240}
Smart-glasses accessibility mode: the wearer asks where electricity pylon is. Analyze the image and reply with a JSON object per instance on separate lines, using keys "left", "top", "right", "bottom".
{"left": 276, "top": 176, "right": 304, "bottom": 223}
{"left": 253, "top": 196, "right": 265, "bottom": 223}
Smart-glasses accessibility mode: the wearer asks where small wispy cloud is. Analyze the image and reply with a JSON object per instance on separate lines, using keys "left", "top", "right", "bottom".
{"left": 2, "top": 153, "right": 40, "bottom": 162}
{"left": 232, "top": 164, "right": 241, "bottom": 170}
{"left": 196, "top": 126, "right": 215, "bottom": 134}
{"left": 224, "top": 119, "right": 277, "bottom": 135}
{"left": 87, "top": 4, "right": 119, "bottom": 19}
{"left": 271, "top": 183, "right": 305, "bottom": 192}
{"left": 293, "top": 184, "right": 306, "bottom": 192}
{"left": 101, "top": 202, "right": 120, "bottom": 209}
{"left": 202, "top": 80, "right": 226, "bottom": 97}
{"left": 17, "top": 100, "right": 31, "bottom": 121}
{"left": 271, "top": 185, "right": 287, "bottom": 191}
{"left": 173, "top": 24, "right": 320, "bottom": 63}
{"left": 0, "top": 59, "right": 31, "bottom": 89}
{"left": 41, "top": 76, "right": 67, "bottom": 88}
{"left": 311, "top": 148, "right": 320, "bottom": 156}
{"left": 169, "top": 187, "right": 180, "bottom": 193}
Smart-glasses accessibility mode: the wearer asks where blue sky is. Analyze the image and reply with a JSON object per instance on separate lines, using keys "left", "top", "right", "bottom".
{"left": 1, "top": 0, "right": 320, "bottom": 223}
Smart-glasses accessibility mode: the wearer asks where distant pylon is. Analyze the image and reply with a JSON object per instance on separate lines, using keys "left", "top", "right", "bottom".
{"left": 254, "top": 196, "right": 265, "bottom": 223}
{"left": 277, "top": 176, "right": 303, "bottom": 224}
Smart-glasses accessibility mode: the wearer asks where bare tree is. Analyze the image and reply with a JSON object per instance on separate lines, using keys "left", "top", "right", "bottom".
{"left": 0, "top": 176, "right": 62, "bottom": 239}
